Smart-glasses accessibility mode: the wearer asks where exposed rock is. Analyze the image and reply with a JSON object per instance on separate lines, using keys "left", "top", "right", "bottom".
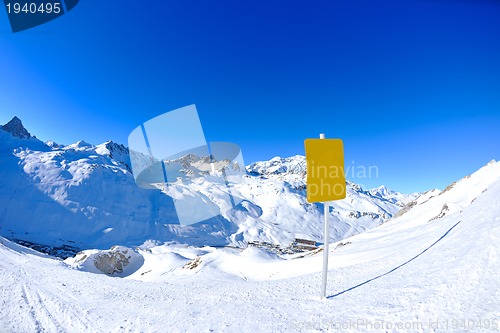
{"left": 93, "top": 246, "right": 141, "bottom": 275}
{"left": 429, "top": 203, "right": 450, "bottom": 222}
{"left": 392, "top": 200, "right": 417, "bottom": 219}
{"left": 1, "top": 116, "right": 32, "bottom": 139}
{"left": 183, "top": 256, "right": 202, "bottom": 270}
{"left": 335, "top": 241, "right": 352, "bottom": 249}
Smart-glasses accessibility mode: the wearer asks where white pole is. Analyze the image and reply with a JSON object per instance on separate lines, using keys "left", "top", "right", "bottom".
{"left": 320, "top": 133, "right": 329, "bottom": 299}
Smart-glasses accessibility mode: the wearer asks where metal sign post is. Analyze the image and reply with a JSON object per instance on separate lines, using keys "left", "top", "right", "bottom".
{"left": 319, "top": 133, "right": 329, "bottom": 299}
{"left": 322, "top": 200, "right": 329, "bottom": 298}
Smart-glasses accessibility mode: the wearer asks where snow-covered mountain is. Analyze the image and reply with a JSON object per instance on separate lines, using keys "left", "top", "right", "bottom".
{"left": 0, "top": 117, "right": 417, "bottom": 253}
{"left": 247, "top": 155, "right": 307, "bottom": 176}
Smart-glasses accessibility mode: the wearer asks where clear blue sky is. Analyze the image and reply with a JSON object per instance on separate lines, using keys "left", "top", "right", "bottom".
{"left": 1, "top": 0, "right": 499, "bottom": 193}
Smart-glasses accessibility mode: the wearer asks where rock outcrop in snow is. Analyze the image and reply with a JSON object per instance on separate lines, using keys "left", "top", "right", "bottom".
{"left": 65, "top": 246, "right": 144, "bottom": 276}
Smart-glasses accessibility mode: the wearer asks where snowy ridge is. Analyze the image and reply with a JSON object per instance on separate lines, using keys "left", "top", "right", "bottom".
{"left": 246, "top": 155, "right": 307, "bottom": 176}
{"left": 393, "top": 159, "right": 499, "bottom": 223}
{"left": 369, "top": 185, "right": 419, "bottom": 206}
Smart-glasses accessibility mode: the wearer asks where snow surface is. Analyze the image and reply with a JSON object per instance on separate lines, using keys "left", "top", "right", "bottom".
{"left": 1, "top": 155, "right": 499, "bottom": 331}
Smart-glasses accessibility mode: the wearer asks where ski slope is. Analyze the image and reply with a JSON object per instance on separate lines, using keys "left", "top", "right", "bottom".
{"left": 1, "top": 160, "right": 499, "bottom": 332}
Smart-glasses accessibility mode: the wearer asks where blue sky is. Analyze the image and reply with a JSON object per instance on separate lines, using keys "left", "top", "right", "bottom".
{"left": 1, "top": 0, "right": 499, "bottom": 193}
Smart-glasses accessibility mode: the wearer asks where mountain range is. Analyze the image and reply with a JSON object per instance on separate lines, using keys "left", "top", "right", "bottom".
{"left": 1, "top": 116, "right": 418, "bottom": 253}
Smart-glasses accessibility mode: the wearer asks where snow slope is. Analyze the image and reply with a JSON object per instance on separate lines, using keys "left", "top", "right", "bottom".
{"left": 0, "top": 160, "right": 498, "bottom": 332}
{"left": 0, "top": 117, "right": 416, "bottom": 252}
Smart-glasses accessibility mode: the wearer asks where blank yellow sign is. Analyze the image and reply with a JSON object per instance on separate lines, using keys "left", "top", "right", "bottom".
{"left": 304, "top": 138, "right": 346, "bottom": 202}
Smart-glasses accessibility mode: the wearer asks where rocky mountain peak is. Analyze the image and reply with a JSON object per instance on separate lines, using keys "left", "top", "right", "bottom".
{"left": 1, "top": 116, "right": 32, "bottom": 139}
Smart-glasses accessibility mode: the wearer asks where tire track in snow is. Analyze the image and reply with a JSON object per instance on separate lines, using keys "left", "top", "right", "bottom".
{"left": 18, "top": 266, "right": 95, "bottom": 332}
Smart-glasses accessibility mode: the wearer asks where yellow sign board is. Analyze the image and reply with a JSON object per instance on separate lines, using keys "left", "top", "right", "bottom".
{"left": 304, "top": 138, "right": 346, "bottom": 202}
